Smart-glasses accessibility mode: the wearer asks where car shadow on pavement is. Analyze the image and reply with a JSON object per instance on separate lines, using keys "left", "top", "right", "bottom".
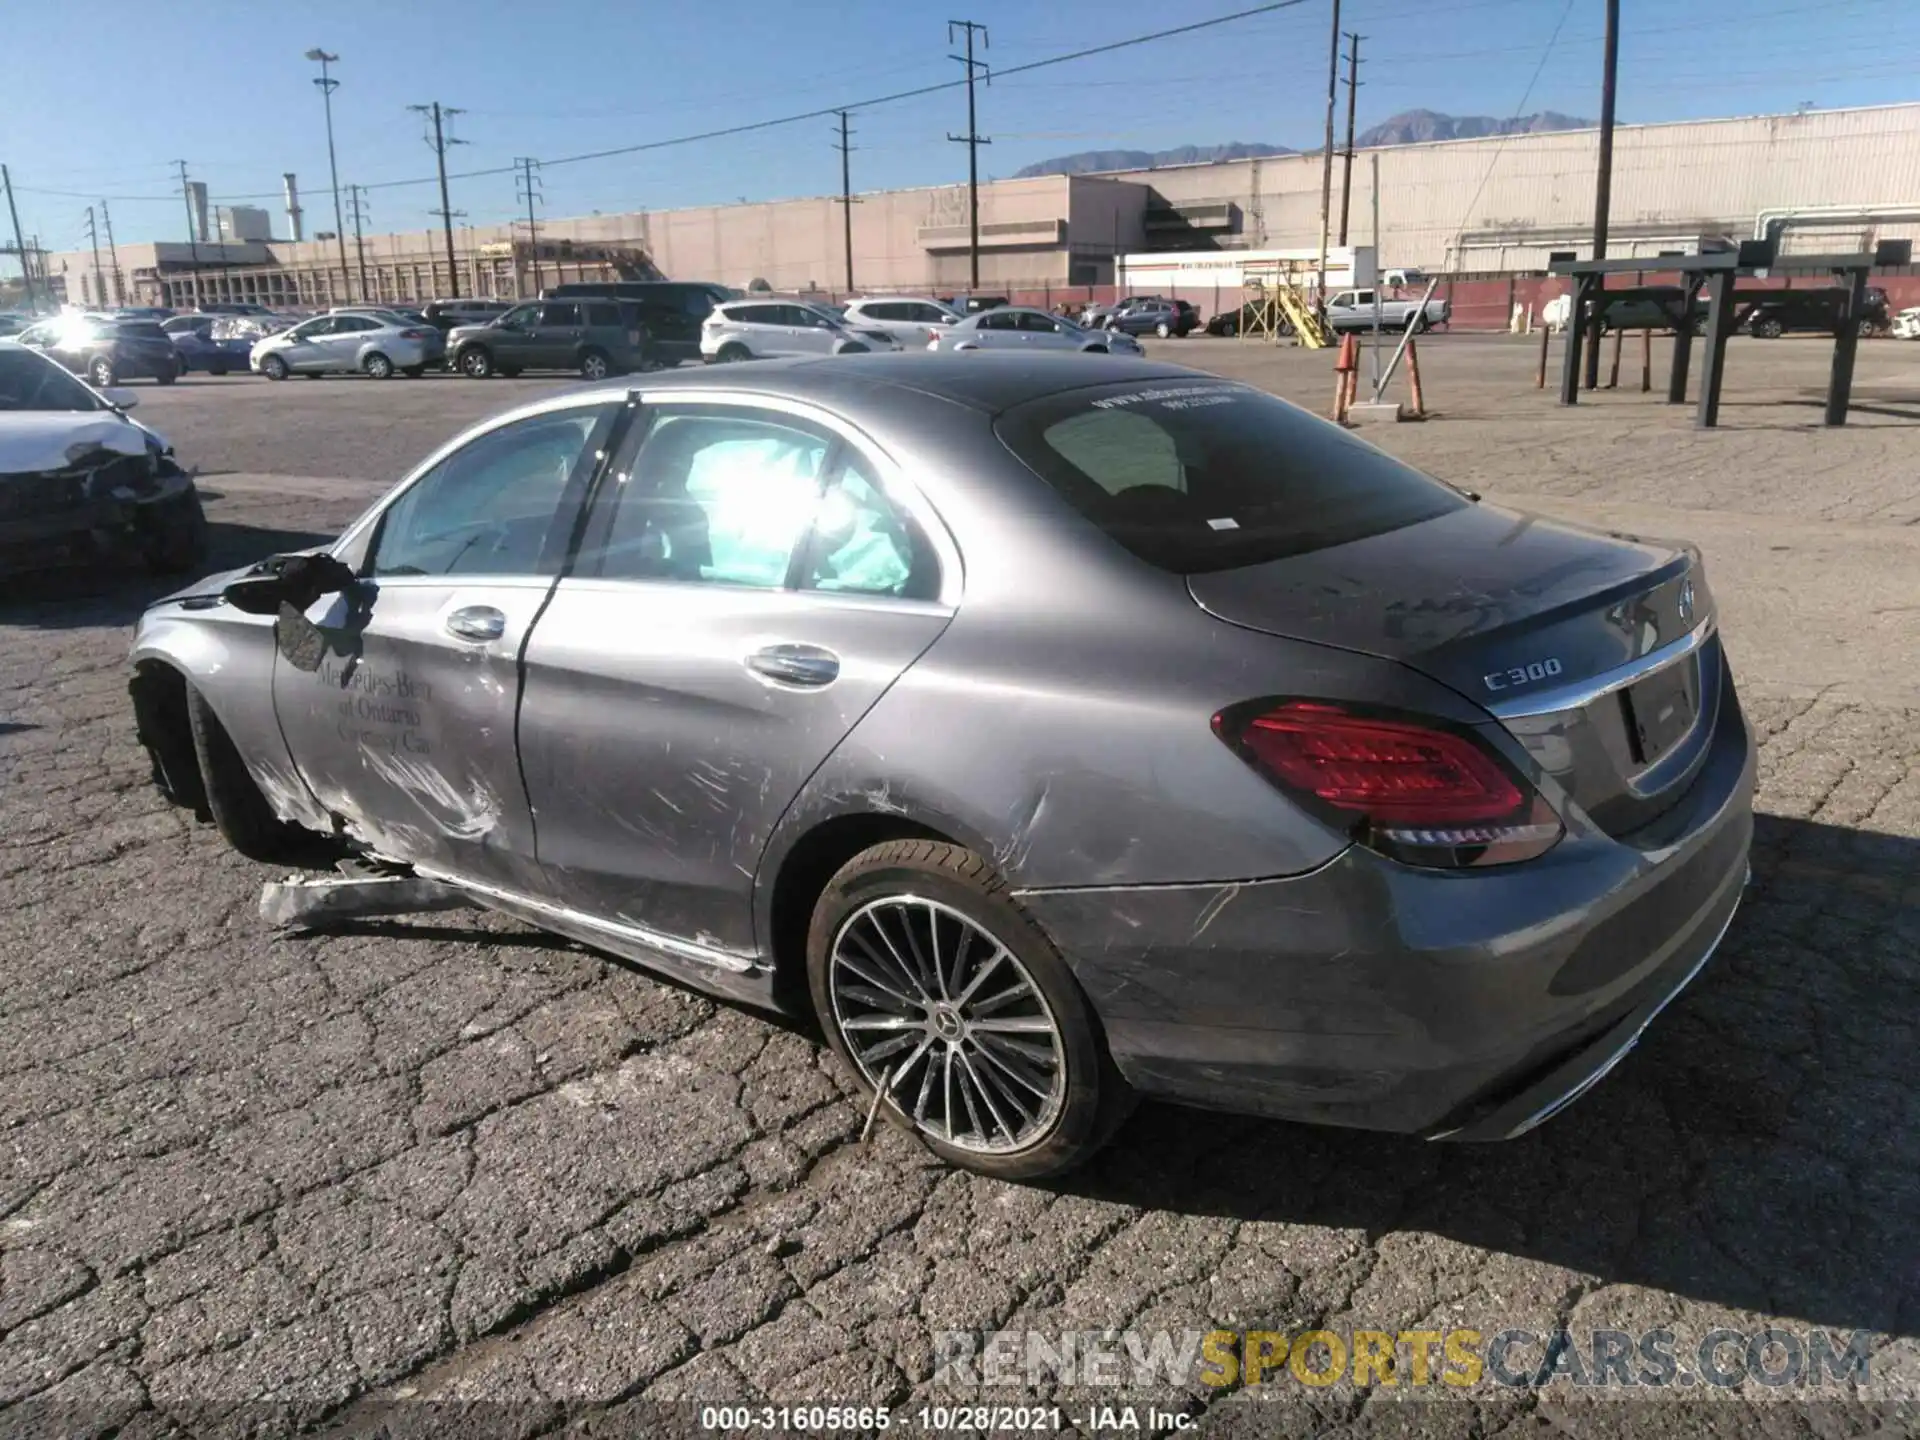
{"left": 1066, "top": 812, "right": 1919, "bottom": 1340}
{"left": 0, "top": 519, "right": 336, "bottom": 629}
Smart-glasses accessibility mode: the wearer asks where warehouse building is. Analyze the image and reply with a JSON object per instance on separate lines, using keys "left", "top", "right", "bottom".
{"left": 44, "top": 102, "right": 1920, "bottom": 310}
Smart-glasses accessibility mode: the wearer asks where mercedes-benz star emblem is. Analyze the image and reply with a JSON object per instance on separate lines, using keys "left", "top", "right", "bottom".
{"left": 1678, "top": 579, "right": 1696, "bottom": 623}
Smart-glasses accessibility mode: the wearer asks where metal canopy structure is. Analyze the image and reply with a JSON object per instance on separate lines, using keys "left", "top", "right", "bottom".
{"left": 1550, "top": 242, "right": 1902, "bottom": 429}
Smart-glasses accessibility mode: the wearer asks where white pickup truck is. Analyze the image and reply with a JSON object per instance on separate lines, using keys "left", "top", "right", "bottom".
{"left": 1324, "top": 288, "right": 1450, "bottom": 333}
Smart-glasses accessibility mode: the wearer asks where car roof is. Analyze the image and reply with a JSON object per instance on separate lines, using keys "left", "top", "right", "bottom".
{"left": 563, "top": 352, "right": 1197, "bottom": 416}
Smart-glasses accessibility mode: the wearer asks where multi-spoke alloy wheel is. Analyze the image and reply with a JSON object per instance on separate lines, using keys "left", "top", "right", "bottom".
{"left": 829, "top": 896, "right": 1066, "bottom": 1154}
{"left": 807, "top": 839, "right": 1133, "bottom": 1179}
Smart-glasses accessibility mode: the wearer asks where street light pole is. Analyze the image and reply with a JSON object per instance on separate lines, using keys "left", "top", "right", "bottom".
{"left": 306, "top": 48, "right": 353, "bottom": 303}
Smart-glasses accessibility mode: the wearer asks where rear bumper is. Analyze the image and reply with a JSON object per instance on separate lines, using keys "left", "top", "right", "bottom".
{"left": 1017, "top": 676, "right": 1756, "bottom": 1137}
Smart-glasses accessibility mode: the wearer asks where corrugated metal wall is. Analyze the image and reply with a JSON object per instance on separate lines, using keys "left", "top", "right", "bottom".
{"left": 1117, "top": 104, "right": 1920, "bottom": 271}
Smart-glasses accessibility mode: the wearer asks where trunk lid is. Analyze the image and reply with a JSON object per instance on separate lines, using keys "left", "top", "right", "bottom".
{"left": 1188, "top": 502, "right": 1721, "bottom": 836}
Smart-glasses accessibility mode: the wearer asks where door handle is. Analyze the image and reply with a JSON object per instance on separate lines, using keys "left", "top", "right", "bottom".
{"left": 746, "top": 643, "right": 839, "bottom": 687}
{"left": 445, "top": 605, "right": 507, "bottom": 642}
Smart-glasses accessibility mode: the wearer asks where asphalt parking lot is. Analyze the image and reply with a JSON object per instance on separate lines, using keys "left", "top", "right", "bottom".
{"left": 1, "top": 335, "right": 1916, "bottom": 1438}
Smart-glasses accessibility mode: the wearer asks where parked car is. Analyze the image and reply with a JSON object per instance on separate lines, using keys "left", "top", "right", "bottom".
{"left": 126, "top": 355, "right": 1753, "bottom": 1180}
{"left": 929, "top": 306, "right": 1144, "bottom": 355}
{"left": 1324, "top": 288, "right": 1450, "bottom": 333}
{"left": 1204, "top": 300, "right": 1292, "bottom": 338}
{"left": 251, "top": 311, "right": 442, "bottom": 380}
{"left": 163, "top": 315, "right": 252, "bottom": 376}
{"left": 0, "top": 344, "right": 205, "bottom": 575}
{"left": 448, "top": 299, "right": 652, "bottom": 379}
{"left": 1742, "top": 286, "right": 1889, "bottom": 338}
{"left": 0, "top": 312, "right": 37, "bottom": 337}
{"left": 1107, "top": 299, "right": 1199, "bottom": 338}
{"left": 700, "top": 300, "right": 899, "bottom": 362}
{"left": 422, "top": 299, "right": 513, "bottom": 332}
{"left": 195, "top": 302, "right": 277, "bottom": 317}
{"left": 544, "top": 281, "right": 736, "bottom": 367}
{"left": 841, "top": 296, "right": 963, "bottom": 347}
{"left": 15, "top": 316, "right": 180, "bottom": 386}
{"left": 1892, "top": 305, "right": 1920, "bottom": 340}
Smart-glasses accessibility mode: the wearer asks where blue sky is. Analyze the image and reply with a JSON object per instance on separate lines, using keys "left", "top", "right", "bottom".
{"left": 3, "top": 0, "right": 1915, "bottom": 254}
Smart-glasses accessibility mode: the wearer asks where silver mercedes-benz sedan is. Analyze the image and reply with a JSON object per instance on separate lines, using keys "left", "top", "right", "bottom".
{"left": 127, "top": 354, "right": 1753, "bottom": 1180}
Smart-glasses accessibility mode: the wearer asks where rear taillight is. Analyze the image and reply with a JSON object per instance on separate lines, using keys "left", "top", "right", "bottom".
{"left": 400, "top": 328, "right": 433, "bottom": 340}
{"left": 1212, "top": 699, "right": 1562, "bottom": 868}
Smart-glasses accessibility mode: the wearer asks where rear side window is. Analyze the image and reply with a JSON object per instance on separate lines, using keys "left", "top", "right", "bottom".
{"left": 996, "top": 382, "right": 1466, "bottom": 575}
{"left": 586, "top": 303, "right": 621, "bottom": 327}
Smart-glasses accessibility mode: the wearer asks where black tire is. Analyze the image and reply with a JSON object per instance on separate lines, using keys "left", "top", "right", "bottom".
{"left": 1083, "top": 344, "right": 1108, "bottom": 355}
{"left": 155, "top": 366, "right": 177, "bottom": 385}
{"left": 362, "top": 351, "right": 395, "bottom": 380}
{"left": 1754, "top": 317, "right": 1784, "bottom": 339}
{"left": 807, "top": 840, "right": 1134, "bottom": 1181}
{"left": 579, "top": 347, "right": 612, "bottom": 381}
{"left": 716, "top": 344, "right": 751, "bottom": 363}
{"left": 456, "top": 345, "right": 494, "bottom": 378}
{"left": 1155, "top": 321, "right": 1171, "bottom": 338}
{"left": 144, "top": 487, "right": 208, "bottom": 574}
{"left": 185, "top": 685, "right": 335, "bottom": 866}
{"left": 1857, "top": 317, "right": 1877, "bottom": 338}
{"left": 88, "top": 356, "right": 115, "bottom": 387}
{"left": 261, "top": 354, "right": 289, "bottom": 381}
{"left": 210, "top": 364, "right": 229, "bottom": 377}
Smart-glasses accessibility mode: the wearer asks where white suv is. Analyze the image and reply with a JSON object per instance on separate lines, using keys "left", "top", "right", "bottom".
{"left": 840, "top": 296, "right": 961, "bottom": 347}
{"left": 700, "top": 300, "right": 900, "bottom": 363}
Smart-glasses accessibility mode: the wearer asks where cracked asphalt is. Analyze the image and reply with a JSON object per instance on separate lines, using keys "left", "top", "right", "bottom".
{"left": 1, "top": 337, "right": 1916, "bottom": 1439}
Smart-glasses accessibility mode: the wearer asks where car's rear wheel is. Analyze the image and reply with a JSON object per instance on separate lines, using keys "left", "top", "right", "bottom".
{"left": 579, "top": 347, "right": 611, "bottom": 380}
{"left": 363, "top": 351, "right": 395, "bottom": 379}
{"left": 88, "top": 356, "right": 115, "bottom": 387}
{"left": 1155, "top": 321, "right": 1171, "bottom": 338}
{"left": 1754, "top": 317, "right": 1784, "bottom": 339}
{"left": 261, "top": 354, "right": 289, "bottom": 381}
{"left": 457, "top": 346, "right": 493, "bottom": 378}
{"left": 155, "top": 365, "right": 177, "bottom": 385}
{"left": 716, "top": 344, "right": 751, "bottom": 363}
{"left": 185, "top": 684, "right": 338, "bottom": 866}
{"left": 807, "top": 840, "right": 1132, "bottom": 1180}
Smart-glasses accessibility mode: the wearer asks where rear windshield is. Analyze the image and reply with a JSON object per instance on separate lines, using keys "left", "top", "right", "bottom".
{"left": 114, "top": 322, "right": 169, "bottom": 340}
{"left": 995, "top": 380, "right": 1465, "bottom": 574}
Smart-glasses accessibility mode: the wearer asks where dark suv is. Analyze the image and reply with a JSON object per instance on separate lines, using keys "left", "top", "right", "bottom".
{"left": 17, "top": 317, "right": 180, "bottom": 386}
{"left": 1743, "top": 286, "right": 1889, "bottom": 338}
{"left": 1108, "top": 299, "right": 1199, "bottom": 337}
{"left": 542, "top": 281, "right": 733, "bottom": 366}
{"left": 447, "top": 299, "right": 653, "bottom": 379}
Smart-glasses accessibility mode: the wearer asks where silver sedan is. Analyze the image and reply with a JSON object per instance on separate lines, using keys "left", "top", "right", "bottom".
{"left": 128, "top": 355, "right": 1752, "bottom": 1180}
{"left": 929, "top": 306, "right": 1144, "bottom": 356}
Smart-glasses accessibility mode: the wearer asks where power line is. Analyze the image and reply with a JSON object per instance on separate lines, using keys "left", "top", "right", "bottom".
{"left": 947, "top": 20, "right": 991, "bottom": 290}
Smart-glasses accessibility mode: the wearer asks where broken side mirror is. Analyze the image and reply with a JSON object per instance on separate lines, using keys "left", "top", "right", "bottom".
{"left": 222, "top": 552, "right": 359, "bottom": 615}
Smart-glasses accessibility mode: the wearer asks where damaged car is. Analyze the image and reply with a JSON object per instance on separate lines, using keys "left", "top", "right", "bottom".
{"left": 128, "top": 356, "right": 1753, "bottom": 1181}
{"left": 0, "top": 345, "right": 206, "bottom": 576}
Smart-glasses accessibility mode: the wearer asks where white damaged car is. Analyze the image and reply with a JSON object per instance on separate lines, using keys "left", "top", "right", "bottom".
{"left": 0, "top": 342, "right": 206, "bottom": 577}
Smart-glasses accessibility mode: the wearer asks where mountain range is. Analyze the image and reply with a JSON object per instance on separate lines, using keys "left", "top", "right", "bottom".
{"left": 1012, "top": 110, "right": 1594, "bottom": 178}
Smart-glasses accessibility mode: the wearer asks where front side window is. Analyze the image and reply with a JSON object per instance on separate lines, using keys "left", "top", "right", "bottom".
{"left": 371, "top": 407, "right": 608, "bottom": 578}
{"left": 997, "top": 381, "right": 1466, "bottom": 575}
{"left": 291, "top": 318, "right": 333, "bottom": 339}
{"left": 582, "top": 410, "right": 829, "bottom": 587}
{"left": 498, "top": 304, "right": 539, "bottom": 328}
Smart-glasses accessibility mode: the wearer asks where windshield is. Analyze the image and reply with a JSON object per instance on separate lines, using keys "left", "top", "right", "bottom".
{"left": 0, "top": 348, "right": 104, "bottom": 412}
{"left": 996, "top": 380, "right": 1465, "bottom": 574}
{"left": 115, "top": 322, "right": 169, "bottom": 341}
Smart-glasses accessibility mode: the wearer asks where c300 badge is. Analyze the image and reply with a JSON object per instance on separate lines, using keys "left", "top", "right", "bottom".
{"left": 1483, "top": 657, "right": 1565, "bottom": 692}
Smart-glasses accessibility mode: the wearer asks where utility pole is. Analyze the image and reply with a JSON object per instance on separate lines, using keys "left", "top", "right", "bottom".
{"left": 515, "top": 157, "right": 543, "bottom": 298}
{"left": 346, "top": 184, "right": 371, "bottom": 302}
{"left": 947, "top": 21, "right": 991, "bottom": 291}
{"left": 1, "top": 167, "right": 36, "bottom": 312}
{"left": 1316, "top": 0, "right": 1342, "bottom": 303}
{"left": 1337, "top": 32, "right": 1363, "bottom": 247}
{"left": 174, "top": 160, "right": 201, "bottom": 309}
{"left": 1583, "top": 0, "right": 1620, "bottom": 389}
{"left": 84, "top": 206, "right": 105, "bottom": 309}
{"left": 2, "top": 165, "right": 36, "bottom": 312}
{"left": 305, "top": 49, "right": 353, "bottom": 306}
{"left": 832, "top": 112, "right": 857, "bottom": 294}
{"left": 411, "top": 102, "right": 467, "bottom": 298}
{"left": 102, "top": 200, "right": 124, "bottom": 305}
